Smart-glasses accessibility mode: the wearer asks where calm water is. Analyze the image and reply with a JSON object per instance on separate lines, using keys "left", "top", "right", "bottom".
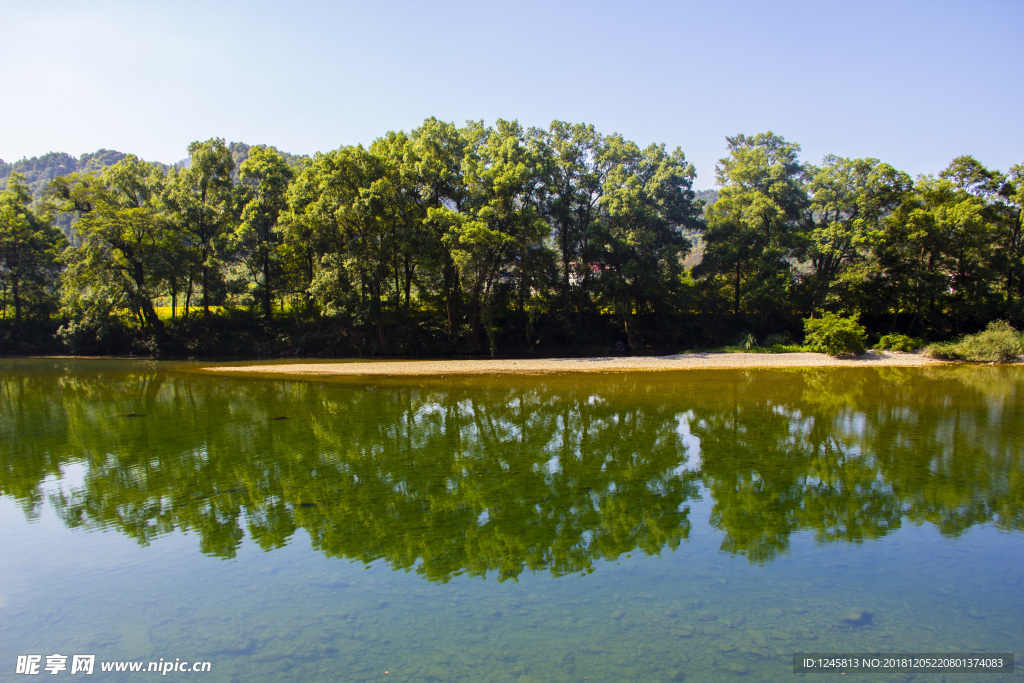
{"left": 0, "top": 359, "right": 1022, "bottom": 682}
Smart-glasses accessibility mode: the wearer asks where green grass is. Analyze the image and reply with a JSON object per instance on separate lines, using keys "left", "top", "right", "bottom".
{"left": 152, "top": 305, "right": 225, "bottom": 319}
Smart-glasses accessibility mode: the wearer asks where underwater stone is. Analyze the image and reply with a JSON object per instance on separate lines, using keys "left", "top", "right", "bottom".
{"left": 841, "top": 608, "right": 873, "bottom": 626}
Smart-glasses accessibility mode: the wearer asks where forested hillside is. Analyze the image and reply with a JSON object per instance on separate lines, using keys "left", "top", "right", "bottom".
{"left": 0, "top": 150, "right": 131, "bottom": 198}
{"left": 1, "top": 119, "right": 1021, "bottom": 358}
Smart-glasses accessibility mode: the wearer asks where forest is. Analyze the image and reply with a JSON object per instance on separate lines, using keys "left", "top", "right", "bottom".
{"left": 1, "top": 118, "right": 1022, "bottom": 357}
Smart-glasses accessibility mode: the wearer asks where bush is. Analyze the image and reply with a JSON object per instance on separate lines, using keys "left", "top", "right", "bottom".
{"left": 803, "top": 312, "right": 868, "bottom": 356}
{"left": 876, "top": 333, "right": 923, "bottom": 352}
{"left": 925, "top": 320, "right": 1024, "bottom": 362}
{"left": 763, "top": 332, "right": 793, "bottom": 347}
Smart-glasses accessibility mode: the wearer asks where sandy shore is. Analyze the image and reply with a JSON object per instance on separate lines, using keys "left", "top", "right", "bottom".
{"left": 198, "top": 351, "right": 946, "bottom": 378}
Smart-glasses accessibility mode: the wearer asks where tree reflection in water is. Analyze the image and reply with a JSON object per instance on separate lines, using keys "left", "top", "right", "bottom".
{"left": 2, "top": 361, "right": 1021, "bottom": 579}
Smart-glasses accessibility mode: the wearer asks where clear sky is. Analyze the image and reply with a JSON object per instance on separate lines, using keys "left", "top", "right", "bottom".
{"left": 2, "top": 0, "right": 1021, "bottom": 188}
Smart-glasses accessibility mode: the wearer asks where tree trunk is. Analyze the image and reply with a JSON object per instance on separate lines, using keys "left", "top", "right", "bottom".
{"left": 403, "top": 256, "right": 414, "bottom": 310}
{"left": 622, "top": 304, "right": 639, "bottom": 350}
{"left": 262, "top": 249, "right": 273, "bottom": 320}
{"left": 129, "top": 260, "right": 165, "bottom": 336}
{"left": 12, "top": 279, "right": 21, "bottom": 323}
{"left": 140, "top": 297, "right": 165, "bottom": 337}
{"left": 734, "top": 260, "right": 741, "bottom": 316}
{"left": 202, "top": 263, "right": 210, "bottom": 315}
{"left": 371, "top": 287, "right": 388, "bottom": 352}
{"left": 561, "top": 221, "right": 571, "bottom": 315}
{"left": 467, "top": 286, "right": 482, "bottom": 353}
{"left": 442, "top": 257, "right": 459, "bottom": 336}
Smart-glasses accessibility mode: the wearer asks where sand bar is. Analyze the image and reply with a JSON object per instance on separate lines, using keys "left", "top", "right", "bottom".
{"left": 198, "top": 351, "right": 946, "bottom": 378}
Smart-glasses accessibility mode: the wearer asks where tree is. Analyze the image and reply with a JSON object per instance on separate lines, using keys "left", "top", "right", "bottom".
{"left": 530, "top": 121, "right": 607, "bottom": 324}
{"left": 408, "top": 117, "right": 471, "bottom": 337}
{"left": 368, "top": 130, "right": 431, "bottom": 314}
{"left": 234, "top": 146, "right": 294, "bottom": 319}
{"left": 805, "top": 156, "right": 911, "bottom": 314}
{"left": 48, "top": 157, "right": 174, "bottom": 337}
{"left": 165, "top": 139, "right": 235, "bottom": 315}
{"left": 0, "top": 173, "right": 64, "bottom": 322}
{"left": 695, "top": 132, "right": 808, "bottom": 324}
{"left": 286, "top": 145, "right": 401, "bottom": 349}
{"left": 596, "top": 137, "right": 700, "bottom": 348}
{"left": 447, "top": 119, "right": 549, "bottom": 353}
{"left": 868, "top": 158, "right": 1005, "bottom": 334}
{"left": 997, "top": 164, "right": 1024, "bottom": 311}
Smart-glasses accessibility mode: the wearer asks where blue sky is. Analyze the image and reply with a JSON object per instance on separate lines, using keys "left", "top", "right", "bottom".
{"left": 2, "top": 0, "right": 1021, "bottom": 188}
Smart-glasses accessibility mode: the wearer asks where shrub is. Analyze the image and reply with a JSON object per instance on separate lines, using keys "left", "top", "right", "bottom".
{"left": 925, "top": 320, "right": 1024, "bottom": 362}
{"left": 876, "top": 333, "right": 923, "bottom": 352}
{"left": 763, "top": 332, "right": 793, "bottom": 347}
{"left": 803, "top": 312, "right": 868, "bottom": 356}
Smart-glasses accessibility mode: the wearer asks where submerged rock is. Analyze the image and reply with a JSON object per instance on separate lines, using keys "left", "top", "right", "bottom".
{"left": 841, "top": 608, "right": 874, "bottom": 626}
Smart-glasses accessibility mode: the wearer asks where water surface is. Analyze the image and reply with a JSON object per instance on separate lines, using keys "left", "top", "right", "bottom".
{"left": 1, "top": 359, "right": 1021, "bottom": 681}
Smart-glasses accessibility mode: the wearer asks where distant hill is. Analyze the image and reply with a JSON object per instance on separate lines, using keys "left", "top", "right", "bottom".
{"left": 693, "top": 188, "right": 718, "bottom": 214}
{"left": 0, "top": 149, "right": 135, "bottom": 199}
{"left": 2, "top": 143, "right": 308, "bottom": 202}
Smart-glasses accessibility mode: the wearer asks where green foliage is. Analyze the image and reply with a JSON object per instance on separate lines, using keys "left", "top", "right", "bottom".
{"left": 47, "top": 157, "right": 174, "bottom": 339}
{"left": 165, "top": 138, "right": 235, "bottom": 314}
{"left": 0, "top": 150, "right": 130, "bottom": 200}
{"left": 0, "top": 173, "right": 64, "bottom": 322}
{"left": 235, "top": 146, "right": 294, "bottom": 319}
{"left": 5, "top": 124, "right": 1024, "bottom": 358}
{"left": 694, "top": 131, "right": 808, "bottom": 322}
{"left": 926, "top": 320, "right": 1023, "bottom": 362}
{"left": 876, "top": 333, "right": 923, "bottom": 352}
{"left": 805, "top": 156, "right": 911, "bottom": 313}
{"left": 762, "top": 331, "right": 792, "bottom": 347}
{"left": 803, "top": 312, "right": 868, "bottom": 356}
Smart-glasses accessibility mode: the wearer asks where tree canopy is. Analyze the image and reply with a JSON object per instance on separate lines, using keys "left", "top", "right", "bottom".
{"left": 3, "top": 120, "right": 1023, "bottom": 356}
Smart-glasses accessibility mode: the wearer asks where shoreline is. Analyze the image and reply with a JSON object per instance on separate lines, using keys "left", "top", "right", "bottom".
{"left": 196, "top": 351, "right": 950, "bottom": 378}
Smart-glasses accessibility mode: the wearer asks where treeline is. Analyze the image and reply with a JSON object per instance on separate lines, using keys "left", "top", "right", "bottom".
{"left": 1, "top": 119, "right": 1022, "bottom": 357}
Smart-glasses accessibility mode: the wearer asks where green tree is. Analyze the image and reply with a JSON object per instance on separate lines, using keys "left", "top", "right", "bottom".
{"left": 805, "top": 156, "right": 911, "bottom": 315}
{"left": 530, "top": 121, "right": 608, "bottom": 324}
{"left": 48, "top": 157, "right": 175, "bottom": 337}
{"left": 368, "top": 130, "right": 430, "bottom": 314}
{"left": 234, "top": 146, "right": 294, "bottom": 319}
{"left": 165, "top": 139, "right": 235, "bottom": 315}
{"left": 447, "top": 119, "right": 549, "bottom": 353}
{"left": 695, "top": 132, "right": 808, "bottom": 323}
{"left": 407, "top": 117, "right": 471, "bottom": 337}
{"left": 0, "top": 173, "right": 64, "bottom": 322}
{"left": 997, "top": 164, "right": 1024, "bottom": 311}
{"left": 596, "top": 137, "right": 700, "bottom": 348}
{"left": 868, "top": 159, "right": 1001, "bottom": 334}
{"left": 287, "top": 145, "right": 401, "bottom": 349}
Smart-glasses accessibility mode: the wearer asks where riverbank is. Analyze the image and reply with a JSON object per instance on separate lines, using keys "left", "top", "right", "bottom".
{"left": 197, "top": 351, "right": 948, "bottom": 378}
